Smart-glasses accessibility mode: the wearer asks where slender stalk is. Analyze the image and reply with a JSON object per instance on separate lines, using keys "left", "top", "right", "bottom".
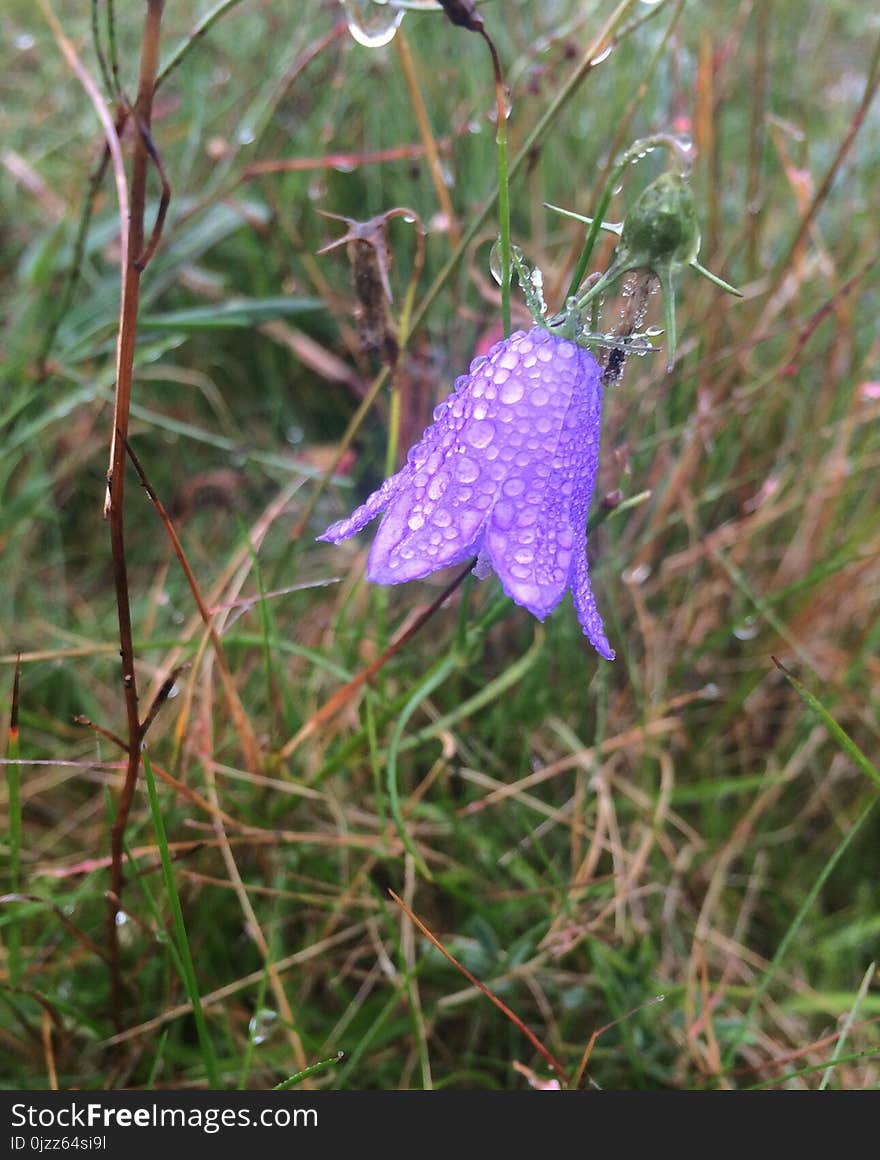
{"left": 389, "top": 889, "right": 569, "bottom": 1084}
{"left": 481, "top": 30, "right": 511, "bottom": 337}
{"left": 559, "top": 0, "right": 685, "bottom": 303}
{"left": 745, "top": 0, "right": 769, "bottom": 278}
{"left": 395, "top": 31, "right": 460, "bottom": 250}
{"left": 156, "top": 0, "right": 250, "bottom": 90}
{"left": 143, "top": 752, "right": 220, "bottom": 1087}
{"left": 6, "top": 657, "right": 22, "bottom": 987}
{"left": 407, "top": 0, "right": 639, "bottom": 337}
{"left": 104, "top": 0, "right": 167, "bottom": 1032}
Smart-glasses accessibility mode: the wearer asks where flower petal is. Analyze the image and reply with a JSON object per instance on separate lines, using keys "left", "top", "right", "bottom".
{"left": 366, "top": 488, "right": 487, "bottom": 583}
{"left": 317, "top": 470, "right": 408, "bottom": 544}
{"left": 363, "top": 349, "right": 528, "bottom": 581}
{"left": 484, "top": 335, "right": 602, "bottom": 622}
{"left": 572, "top": 548, "right": 614, "bottom": 660}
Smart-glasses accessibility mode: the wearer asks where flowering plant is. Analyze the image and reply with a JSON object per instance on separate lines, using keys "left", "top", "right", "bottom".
{"left": 319, "top": 139, "right": 739, "bottom": 660}
{"left": 319, "top": 325, "right": 614, "bottom": 659}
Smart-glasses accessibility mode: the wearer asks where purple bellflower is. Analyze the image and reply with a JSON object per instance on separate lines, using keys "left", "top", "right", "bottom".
{"left": 318, "top": 326, "right": 614, "bottom": 659}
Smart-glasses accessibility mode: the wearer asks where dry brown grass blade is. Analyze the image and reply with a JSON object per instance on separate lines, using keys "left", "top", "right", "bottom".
{"left": 388, "top": 888, "right": 569, "bottom": 1085}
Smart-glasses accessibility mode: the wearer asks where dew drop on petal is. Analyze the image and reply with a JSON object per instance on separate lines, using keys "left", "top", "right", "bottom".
{"left": 464, "top": 419, "right": 496, "bottom": 449}
{"left": 455, "top": 455, "right": 480, "bottom": 483}
{"left": 499, "top": 378, "right": 524, "bottom": 404}
{"left": 427, "top": 474, "right": 447, "bottom": 501}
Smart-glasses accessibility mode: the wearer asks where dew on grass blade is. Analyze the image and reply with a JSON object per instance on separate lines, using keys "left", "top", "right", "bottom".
{"left": 623, "top": 563, "right": 652, "bottom": 585}
{"left": 733, "top": 616, "right": 759, "bottom": 641}
{"left": 341, "top": 0, "right": 405, "bottom": 47}
{"left": 249, "top": 1007, "right": 279, "bottom": 1045}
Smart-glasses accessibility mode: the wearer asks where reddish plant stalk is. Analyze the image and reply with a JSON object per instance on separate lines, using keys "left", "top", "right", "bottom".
{"left": 105, "top": 0, "right": 166, "bottom": 1032}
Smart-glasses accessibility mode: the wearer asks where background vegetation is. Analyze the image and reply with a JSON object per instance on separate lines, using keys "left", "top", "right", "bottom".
{"left": 2, "top": 0, "right": 879, "bottom": 1090}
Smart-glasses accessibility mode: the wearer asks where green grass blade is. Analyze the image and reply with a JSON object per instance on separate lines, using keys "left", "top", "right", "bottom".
{"left": 139, "top": 296, "right": 324, "bottom": 331}
{"left": 5, "top": 657, "right": 22, "bottom": 987}
{"left": 774, "top": 659, "right": 880, "bottom": 791}
{"left": 143, "top": 751, "right": 221, "bottom": 1088}
{"left": 723, "top": 797, "right": 877, "bottom": 1072}
{"left": 274, "top": 1050, "right": 345, "bottom": 1091}
{"left": 386, "top": 654, "right": 459, "bottom": 880}
{"left": 818, "top": 960, "right": 875, "bottom": 1090}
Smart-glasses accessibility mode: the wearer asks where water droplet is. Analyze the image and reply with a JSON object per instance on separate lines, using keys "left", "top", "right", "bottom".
{"left": 529, "top": 266, "right": 547, "bottom": 315}
{"left": 488, "top": 93, "right": 513, "bottom": 123}
{"left": 236, "top": 125, "right": 256, "bottom": 145}
{"left": 623, "top": 563, "right": 652, "bottom": 585}
{"left": 590, "top": 43, "right": 613, "bottom": 66}
{"left": 15, "top": 32, "right": 35, "bottom": 51}
{"left": 639, "top": 0, "right": 664, "bottom": 6}
{"left": 733, "top": 616, "right": 759, "bottom": 641}
{"left": 286, "top": 424, "right": 304, "bottom": 444}
{"left": 248, "top": 1007, "right": 279, "bottom": 1046}
{"left": 464, "top": 419, "right": 496, "bottom": 449}
{"left": 340, "top": 0, "right": 404, "bottom": 48}
{"left": 645, "top": 326, "right": 664, "bottom": 337}
{"left": 166, "top": 683, "right": 180, "bottom": 700}
{"left": 115, "top": 911, "right": 128, "bottom": 927}
{"left": 489, "top": 240, "right": 504, "bottom": 285}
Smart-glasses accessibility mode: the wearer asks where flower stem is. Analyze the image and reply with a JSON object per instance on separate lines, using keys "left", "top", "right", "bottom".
{"left": 481, "top": 29, "right": 511, "bottom": 337}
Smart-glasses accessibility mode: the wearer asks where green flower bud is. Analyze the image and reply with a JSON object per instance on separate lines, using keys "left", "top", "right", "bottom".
{"left": 551, "top": 166, "right": 740, "bottom": 370}
{"left": 620, "top": 172, "right": 701, "bottom": 270}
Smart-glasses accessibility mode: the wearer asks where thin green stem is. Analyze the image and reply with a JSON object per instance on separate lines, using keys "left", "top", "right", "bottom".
{"left": 6, "top": 658, "right": 22, "bottom": 988}
{"left": 90, "top": 0, "right": 114, "bottom": 95}
{"left": 496, "top": 116, "right": 512, "bottom": 337}
{"left": 386, "top": 655, "right": 458, "bottom": 880}
{"left": 143, "top": 752, "right": 221, "bottom": 1087}
{"left": 721, "top": 798, "right": 876, "bottom": 1072}
{"left": 565, "top": 132, "right": 690, "bottom": 301}
{"left": 156, "top": 0, "right": 250, "bottom": 90}
{"left": 406, "top": 0, "right": 639, "bottom": 338}
{"left": 481, "top": 28, "right": 511, "bottom": 337}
